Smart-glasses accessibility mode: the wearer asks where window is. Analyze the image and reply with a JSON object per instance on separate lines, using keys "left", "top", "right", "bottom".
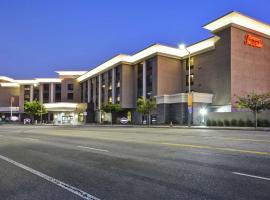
{"left": 43, "top": 84, "right": 50, "bottom": 103}
{"left": 185, "top": 57, "right": 194, "bottom": 70}
{"left": 90, "top": 79, "right": 94, "bottom": 103}
{"left": 137, "top": 63, "right": 143, "bottom": 98}
{"left": 24, "top": 85, "right": 31, "bottom": 101}
{"left": 95, "top": 77, "right": 99, "bottom": 108}
{"left": 85, "top": 81, "right": 88, "bottom": 103}
{"left": 55, "top": 84, "right": 61, "bottom": 102}
{"left": 186, "top": 74, "right": 194, "bottom": 86}
{"left": 80, "top": 83, "right": 83, "bottom": 102}
{"left": 33, "top": 86, "right": 39, "bottom": 101}
{"left": 67, "top": 84, "right": 74, "bottom": 91}
{"left": 146, "top": 59, "right": 153, "bottom": 99}
{"left": 67, "top": 93, "right": 74, "bottom": 100}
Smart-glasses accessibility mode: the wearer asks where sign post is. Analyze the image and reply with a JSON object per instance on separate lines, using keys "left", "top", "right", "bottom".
{"left": 188, "top": 93, "right": 193, "bottom": 127}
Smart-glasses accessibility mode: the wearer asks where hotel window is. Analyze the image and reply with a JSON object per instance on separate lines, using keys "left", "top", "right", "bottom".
{"left": 146, "top": 59, "right": 153, "bottom": 99}
{"left": 115, "top": 66, "right": 121, "bottom": 103}
{"left": 101, "top": 74, "right": 106, "bottom": 103}
{"left": 24, "top": 85, "right": 31, "bottom": 102}
{"left": 85, "top": 81, "right": 88, "bottom": 103}
{"left": 67, "top": 92, "right": 74, "bottom": 100}
{"left": 108, "top": 70, "right": 112, "bottom": 102}
{"left": 33, "top": 85, "right": 39, "bottom": 101}
{"left": 115, "top": 65, "right": 121, "bottom": 79}
{"left": 80, "top": 83, "right": 83, "bottom": 102}
{"left": 67, "top": 83, "right": 74, "bottom": 101}
{"left": 43, "top": 84, "right": 50, "bottom": 103}
{"left": 186, "top": 74, "right": 194, "bottom": 86}
{"left": 67, "top": 83, "right": 74, "bottom": 91}
{"left": 137, "top": 63, "right": 143, "bottom": 98}
{"left": 90, "top": 79, "right": 94, "bottom": 103}
{"left": 95, "top": 77, "right": 99, "bottom": 108}
{"left": 185, "top": 57, "right": 194, "bottom": 70}
{"left": 55, "top": 84, "right": 61, "bottom": 102}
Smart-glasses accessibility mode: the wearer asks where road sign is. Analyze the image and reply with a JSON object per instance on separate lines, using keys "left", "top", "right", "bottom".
{"left": 188, "top": 93, "right": 193, "bottom": 107}
{"left": 120, "top": 117, "right": 128, "bottom": 124}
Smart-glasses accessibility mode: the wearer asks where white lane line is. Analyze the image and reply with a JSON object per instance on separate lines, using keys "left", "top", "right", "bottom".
{"left": 0, "top": 154, "right": 100, "bottom": 200}
{"left": 23, "top": 137, "right": 39, "bottom": 141}
{"left": 233, "top": 172, "right": 270, "bottom": 181}
{"left": 77, "top": 146, "right": 109, "bottom": 153}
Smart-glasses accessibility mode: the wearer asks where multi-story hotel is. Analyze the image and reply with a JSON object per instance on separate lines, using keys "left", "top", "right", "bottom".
{"left": 0, "top": 11, "right": 270, "bottom": 125}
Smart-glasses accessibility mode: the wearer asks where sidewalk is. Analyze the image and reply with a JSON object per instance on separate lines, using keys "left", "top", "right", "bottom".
{"left": 1, "top": 123, "right": 269, "bottom": 131}
{"left": 83, "top": 124, "right": 270, "bottom": 131}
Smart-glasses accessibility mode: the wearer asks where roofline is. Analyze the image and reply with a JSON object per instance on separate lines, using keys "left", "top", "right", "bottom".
{"left": 203, "top": 11, "right": 270, "bottom": 36}
{"left": 202, "top": 11, "right": 236, "bottom": 28}
{"left": 77, "top": 37, "right": 220, "bottom": 82}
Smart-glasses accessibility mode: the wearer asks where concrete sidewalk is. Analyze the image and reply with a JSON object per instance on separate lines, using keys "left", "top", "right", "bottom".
{"left": 1, "top": 123, "right": 270, "bottom": 131}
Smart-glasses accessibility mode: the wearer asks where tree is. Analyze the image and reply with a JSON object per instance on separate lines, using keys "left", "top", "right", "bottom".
{"left": 101, "top": 102, "right": 122, "bottom": 124}
{"left": 136, "top": 97, "right": 157, "bottom": 126}
{"left": 24, "top": 100, "right": 47, "bottom": 124}
{"left": 236, "top": 92, "right": 270, "bottom": 128}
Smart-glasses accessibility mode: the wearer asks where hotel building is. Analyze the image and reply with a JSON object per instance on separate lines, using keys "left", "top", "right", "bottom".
{"left": 0, "top": 11, "right": 270, "bottom": 125}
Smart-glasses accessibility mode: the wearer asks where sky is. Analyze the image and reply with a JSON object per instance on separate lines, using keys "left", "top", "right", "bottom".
{"left": 0, "top": 0, "right": 269, "bottom": 79}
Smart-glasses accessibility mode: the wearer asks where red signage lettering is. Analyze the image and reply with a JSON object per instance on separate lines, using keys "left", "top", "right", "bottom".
{"left": 244, "top": 34, "right": 263, "bottom": 48}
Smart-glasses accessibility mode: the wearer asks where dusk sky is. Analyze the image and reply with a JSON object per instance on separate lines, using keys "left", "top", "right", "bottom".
{"left": 0, "top": 0, "right": 269, "bottom": 79}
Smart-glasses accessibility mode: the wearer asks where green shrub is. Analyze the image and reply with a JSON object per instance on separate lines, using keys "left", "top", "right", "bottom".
{"left": 211, "top": 120, "right": 217, "bottom": 126}
{"left": 217, "top": 120, "right": 224, "bottom": 126}
{"left": 246, "top": 119, "right": 253, "bottom": 127}
{"left": 206, "top": 119, "right": 212, "bottom": 126}
{"left": 224, "top": 119, "right": 230, "bottom": 126}
{"left": 231, "top": 119, "right": 237, "bottom": 126}
{"left": 238, "top": 119, "right": 245, "bottom": 127}
{"left": 258, "top": 119, "right": 270, "bottom": 127}
{"left": 263, "top": 119, "right": 270, "bottom": 127}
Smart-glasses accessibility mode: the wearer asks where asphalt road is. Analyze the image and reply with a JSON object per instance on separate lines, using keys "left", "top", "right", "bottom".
{"left": 0, "top": 125, "right": 269, "bottom": 200}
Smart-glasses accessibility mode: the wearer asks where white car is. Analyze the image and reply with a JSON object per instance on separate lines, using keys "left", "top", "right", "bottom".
{"left": 10, "top": 116, "right": 19, "bottom": 122}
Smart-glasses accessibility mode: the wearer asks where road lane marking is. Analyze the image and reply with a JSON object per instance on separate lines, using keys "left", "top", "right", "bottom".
{"left": 233, "top": 172, "right": 270, "bottom": 181}
{"left": 23, "top": 137, "right": 39, "bottom": 141}
{"left": 222, "top": 137, "right": 270, "bottom": 143}
{"left": 77, "top": 146, "right": 109, "bottom": 153}
{"left": 0, "top": 154, "right": 100, "bottom": 200}
{"left": 160, "top": 142, "right": 270, "bottom": 156}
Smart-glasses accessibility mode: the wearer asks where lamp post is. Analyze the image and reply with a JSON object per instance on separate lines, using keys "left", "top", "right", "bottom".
{"left": 179, "top": 44, "right": 192, "bottom": 127}
{"left": 10, "top": 96, "right": 14, "bottom": 121}
{"left": 40, "top": 105, "right": 42, "bottom": 125}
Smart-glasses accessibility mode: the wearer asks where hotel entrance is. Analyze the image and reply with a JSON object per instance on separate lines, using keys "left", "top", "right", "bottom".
{"left": 44, "top": 103, "right": 87, "bottom": 125}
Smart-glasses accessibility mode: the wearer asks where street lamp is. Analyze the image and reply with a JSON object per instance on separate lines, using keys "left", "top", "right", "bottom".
{"left": 179, "top": 43, "right": 192, "bottom": 127}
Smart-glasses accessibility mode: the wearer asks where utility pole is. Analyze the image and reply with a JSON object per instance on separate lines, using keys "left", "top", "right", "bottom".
{"left": 179, "top": 44, "right": 193, "bottom": 127}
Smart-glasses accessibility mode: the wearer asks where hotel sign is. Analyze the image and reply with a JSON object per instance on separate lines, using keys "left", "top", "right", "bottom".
{"left": 244, "top": 34, "right": 263, "bottom": 48}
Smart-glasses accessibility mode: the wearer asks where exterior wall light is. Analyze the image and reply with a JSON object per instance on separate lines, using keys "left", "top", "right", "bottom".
{"left": 199, "top": 107, "right": 208, "bottom": 124}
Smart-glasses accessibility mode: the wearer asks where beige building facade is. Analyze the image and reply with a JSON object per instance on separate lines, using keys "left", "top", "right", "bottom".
{"left": 1, "top": 11, "right": 269, "bottom": 125}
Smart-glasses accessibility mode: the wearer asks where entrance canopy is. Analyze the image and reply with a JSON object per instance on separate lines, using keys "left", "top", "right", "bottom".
{"left": 44, "top": 103, "right": 87, "bottom": 112}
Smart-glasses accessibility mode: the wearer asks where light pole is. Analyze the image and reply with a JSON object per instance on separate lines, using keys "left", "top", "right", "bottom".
{"left": 40, "top": 105, "right": 43, "bottom": 125}
{"left": 10, "top": 96, "right": 14, "bottom": 121}
{"left": 179, "top": 44, "right": 192, "bottom": 127}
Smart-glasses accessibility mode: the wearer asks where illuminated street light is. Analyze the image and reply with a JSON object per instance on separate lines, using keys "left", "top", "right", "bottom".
{"left": 179, "top": 43, "right": 192, "bottom": 127}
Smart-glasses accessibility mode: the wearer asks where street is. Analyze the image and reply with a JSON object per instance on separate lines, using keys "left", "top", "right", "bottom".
{"left": 0, "top": 125, "right": 269, "bottom": 200}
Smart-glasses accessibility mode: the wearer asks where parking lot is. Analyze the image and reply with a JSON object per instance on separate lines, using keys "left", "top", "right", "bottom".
{"left": 0, "top": 125, "right": 269, "bottom": 200}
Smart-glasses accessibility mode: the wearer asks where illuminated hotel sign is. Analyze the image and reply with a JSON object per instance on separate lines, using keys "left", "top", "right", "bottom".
{"left": 244, "top": 34, "right": 263, "bottom": 48}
